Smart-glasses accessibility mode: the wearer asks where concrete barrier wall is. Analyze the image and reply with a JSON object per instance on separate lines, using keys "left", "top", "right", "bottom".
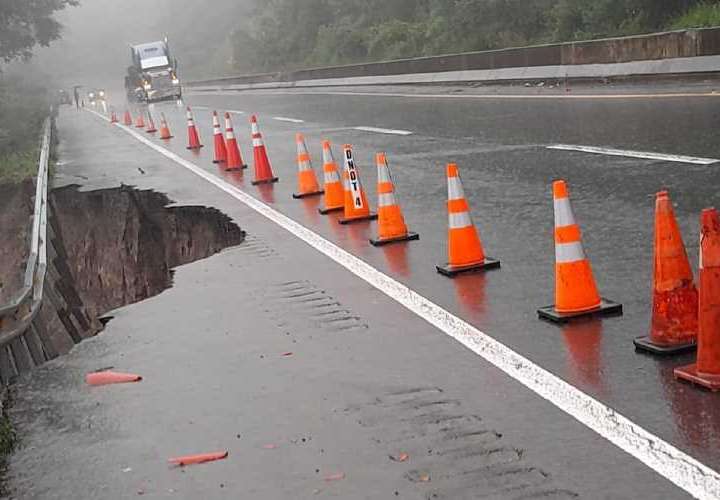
{"left": 188, "top": 27, "right": 720, "bottom": 88}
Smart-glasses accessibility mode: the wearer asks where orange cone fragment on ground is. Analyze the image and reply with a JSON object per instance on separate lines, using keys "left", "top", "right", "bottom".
{"left": 370, "top": 153, "right": 418, "bottom": 246}
{"left": 537, "top": 180, "right": 621, "bottom": 323}
{"left": 123, "top": 110, "right": 132, "bottom": 126}
{"left": 436, "top": 163, "right": 499, "bottom": 276}
{"left": 292, "top": 133, "right": 323, "bottom": 199}
{"left": 168, "top": 451, "right": 229, "bottom": 466}
{"left": 338, "top": 144, "right": 377, "bottom": 225}
{"left": 86, "top": 371, "right": 142, "bottom": 386}
{"left": 212, "top": 111, "right": 227, "bottom": 164}
{"left": 250, "top": 115, "right": 278, "bottom": 185}
{"left": 135, "top": 112, "right": 145, "bottom": 129}
{"left": 186, "top": 107, "right": 203, "bottom": 150}
{"left": 674, "top": 208, "right": 720, "bottom": 391}
{"left": 224, "top": 112, "right": 246, "bottom": 171}
{"left": 635, "top": 191, "right": 698, "bottom": 354}
{"left": 159, "top": 113, "right": 173, "bottom": 140}
{"left": 145, "top": 111, "right": 157, "bottom": 133}
{"left": 318, "top": 140, "right": 344, "bottom": 214}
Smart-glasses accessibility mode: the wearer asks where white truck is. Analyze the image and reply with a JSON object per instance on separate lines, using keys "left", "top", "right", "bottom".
{"left": 125, "top": 38, "right": 182, "bottom": 103}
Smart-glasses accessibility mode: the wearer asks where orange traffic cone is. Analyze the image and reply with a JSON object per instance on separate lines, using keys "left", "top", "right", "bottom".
{"left": 318, "top": 140, "right": 344, "bottom": 214}
{"left": 436, "top": 163, "right": 498, "bottom": 276}
{"left": 370, "top": 153, "right": 418, "bottom": 246}
{"left": 292, "top": 133, "right": 324, "bottom": 199}
{"left": 145, "top": 111, "right": 157, "bottom": 133}
{"left": 212, "top": 111, "right": 227, "bottom": 164}
{"left": 250, "top": 115, "right": 278, "bottom": 185}
{"left": 186, "top": 107, "right": 203, "bottom": 150}
{"left": 86, "top": 371, "right": 142, "bottom": 386}
{"left": 110, "top": 110, "right": 118, "bottom": 124}
{"left": 674, "top": 208, "right": 720, "bottom": 391}
{"left": 123, "top": 110, "right": 132, "bottom": 126}
{"left": 635, "top": 191, "right": 698, "bottom": 354}
{"left": 338, "top": 144, "right": 377, "bottom": 225}
{"left": 168, "top": 451, "right": 229, "bottom": 466}
{"left": 159, "top": 112, "right": 173, "bottom": 140}
{"left": 135, "top": 112, "right": 145, "bottom": 129}
{"left": 537, "top": 180, "right": 621, "bottom": 322}
{"left": 224, "top": 112, "right": 246, "bottom": 171}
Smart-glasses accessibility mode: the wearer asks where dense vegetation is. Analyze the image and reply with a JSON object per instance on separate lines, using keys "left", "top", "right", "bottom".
{"left": 230, "top": 0, "right": 720, "bottom": 72}
{"left": 0, "top": 0, "right": 75, "bottom": 182}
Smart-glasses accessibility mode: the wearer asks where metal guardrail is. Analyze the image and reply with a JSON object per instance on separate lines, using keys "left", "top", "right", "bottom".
{"left": 0, "top": 118, "right": 51, "bottom": 344}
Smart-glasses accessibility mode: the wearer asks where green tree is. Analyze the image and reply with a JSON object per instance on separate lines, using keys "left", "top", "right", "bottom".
{"left": 0, "top": 0, "right": 79, "bottom": 63}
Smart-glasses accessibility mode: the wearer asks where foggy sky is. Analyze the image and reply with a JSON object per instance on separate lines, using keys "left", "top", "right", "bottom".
{"left": 25, "top": 0, "right": 252, "bottom": 89}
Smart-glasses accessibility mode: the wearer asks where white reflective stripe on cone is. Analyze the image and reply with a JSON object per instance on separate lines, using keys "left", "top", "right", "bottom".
{"left": 448, "top": 177, "right": 465, "bottom": 201}
{"left": 378, "top": 165, "right": 392, "bottom": 183}
{"left": 449, "top": 211, "right": 473, "bottom": 229}
{"left": 323, "top": 150, "right": 335, "bottom": 165}
{"left": 378, "top": 192, "right": 397, "bottom": 207}
{"left": 555, "top": 241, "right": 586, "bottom": 263}
{"left": 187, "top": 120, "right": 194, "bottom": 127}
{"left": 251, "top": 122, "right": 260, "bottom": 135}
{"left": 213, "top": 125, "right": 221, "bottom": 135}
{"left": 298, "top": 160, "right": 312, "bottom": 171}
{"left": 226, "top": 129, "right": 235, "bottom": 140}
{"left": 324, "top": 169, "right": 340, "bottom": 183}
{"left": 253, "top": 138, "right": 263, "bottom": 147}
{"left": 554, "top": 198, "right": 576, "bottom": 228}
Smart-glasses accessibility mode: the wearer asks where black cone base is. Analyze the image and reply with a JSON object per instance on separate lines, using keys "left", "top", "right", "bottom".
{"left": 370, "top": 232, "right": 419, "bottom": 247}
{"left": 436, "top": 258, "right": 500, "bottom": 277}
{"left": 319, "top": 206, "right": 344, "bottom": 215}
{"left": 338, "top": 213, "right": 378, "bottom": 225}
{"left": 633, "top": 336, "right": 696, "bottom": 355}
{"left": 293, "top": 189, "right": 324, "bottom": 199}
{"left": 674, "top": 364, "right": 720, "bottom": 391}
{"left": 252, "top": 177, "right": 279, "bottom": 185}
{"left": 537, "top": 298, "right": 622, "bottom": 324}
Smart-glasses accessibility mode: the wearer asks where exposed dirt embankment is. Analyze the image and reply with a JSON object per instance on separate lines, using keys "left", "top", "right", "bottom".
{"left": 0, "top": 184, "right": 244, "bottom": 384}
{"left": 0, "top": 180, "right": 34, "bottom": 303}
{"left": 51, "top": 185, "right": 245, "bottom": 319}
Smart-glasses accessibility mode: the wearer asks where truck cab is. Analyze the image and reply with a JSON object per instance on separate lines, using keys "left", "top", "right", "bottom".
{"left": 126, "top": 39, "right": 182, "bottom": 103}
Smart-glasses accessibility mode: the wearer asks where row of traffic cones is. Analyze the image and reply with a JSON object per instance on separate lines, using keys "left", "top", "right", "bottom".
{"left": 105, "top": 104, "right": 720, "bottom": 392}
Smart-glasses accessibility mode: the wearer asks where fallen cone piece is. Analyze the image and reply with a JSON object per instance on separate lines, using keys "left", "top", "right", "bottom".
{"left": 635, "top": 191, "right": 698, "bottom": 355}
{"left": 168, "top": 451, "right": 228, "bottom": 466}
{"left": 324, "top": 473, "right": 345, "bottom": 482}
{"left": 86, "top": 371, "right": 142, "bottom": 386}
{"left": 389, "top": 452, "right": 409, "bottom": 462}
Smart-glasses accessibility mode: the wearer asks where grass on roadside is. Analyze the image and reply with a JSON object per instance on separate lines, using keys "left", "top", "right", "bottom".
{"left": 671, "top": 2, "right": 720, "bottom": 29}
{"left": 0, "top": 150, "right": 40, "bottom": 184}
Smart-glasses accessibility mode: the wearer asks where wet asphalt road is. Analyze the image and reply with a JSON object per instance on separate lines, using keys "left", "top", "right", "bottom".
{"left": 5, "top": 84, "right": 720, "bottom": 498}
{"left": 177, "top": 86, "right": 720, "bottom": 466}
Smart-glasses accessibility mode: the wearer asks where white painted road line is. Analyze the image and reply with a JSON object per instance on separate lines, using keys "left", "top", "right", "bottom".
{"left": 354, "top": 126, "right": 413, "bottom": 136}
{"left": 272, "top": 116, "right": 305, "bottom": 123}
{"left": 88, "top": 107, "right": 720, "bottom": 500}
{"left": 547, "top": 144, "right": 719, "bottom": 165}
{"left": 191, "top": 105, "right": 245, "bottom": 115}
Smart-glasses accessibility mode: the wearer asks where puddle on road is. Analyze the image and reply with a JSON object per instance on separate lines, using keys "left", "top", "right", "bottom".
{"left": 50, "top": 184, "right": 245, "bottom": 320}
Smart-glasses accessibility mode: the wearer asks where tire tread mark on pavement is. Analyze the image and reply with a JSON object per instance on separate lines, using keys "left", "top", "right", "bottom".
{"left": 349, "top": 388, "right": 576, "bottom": 500}
{"left": 264, "top": 280, "right": 368, "bottom": 333}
